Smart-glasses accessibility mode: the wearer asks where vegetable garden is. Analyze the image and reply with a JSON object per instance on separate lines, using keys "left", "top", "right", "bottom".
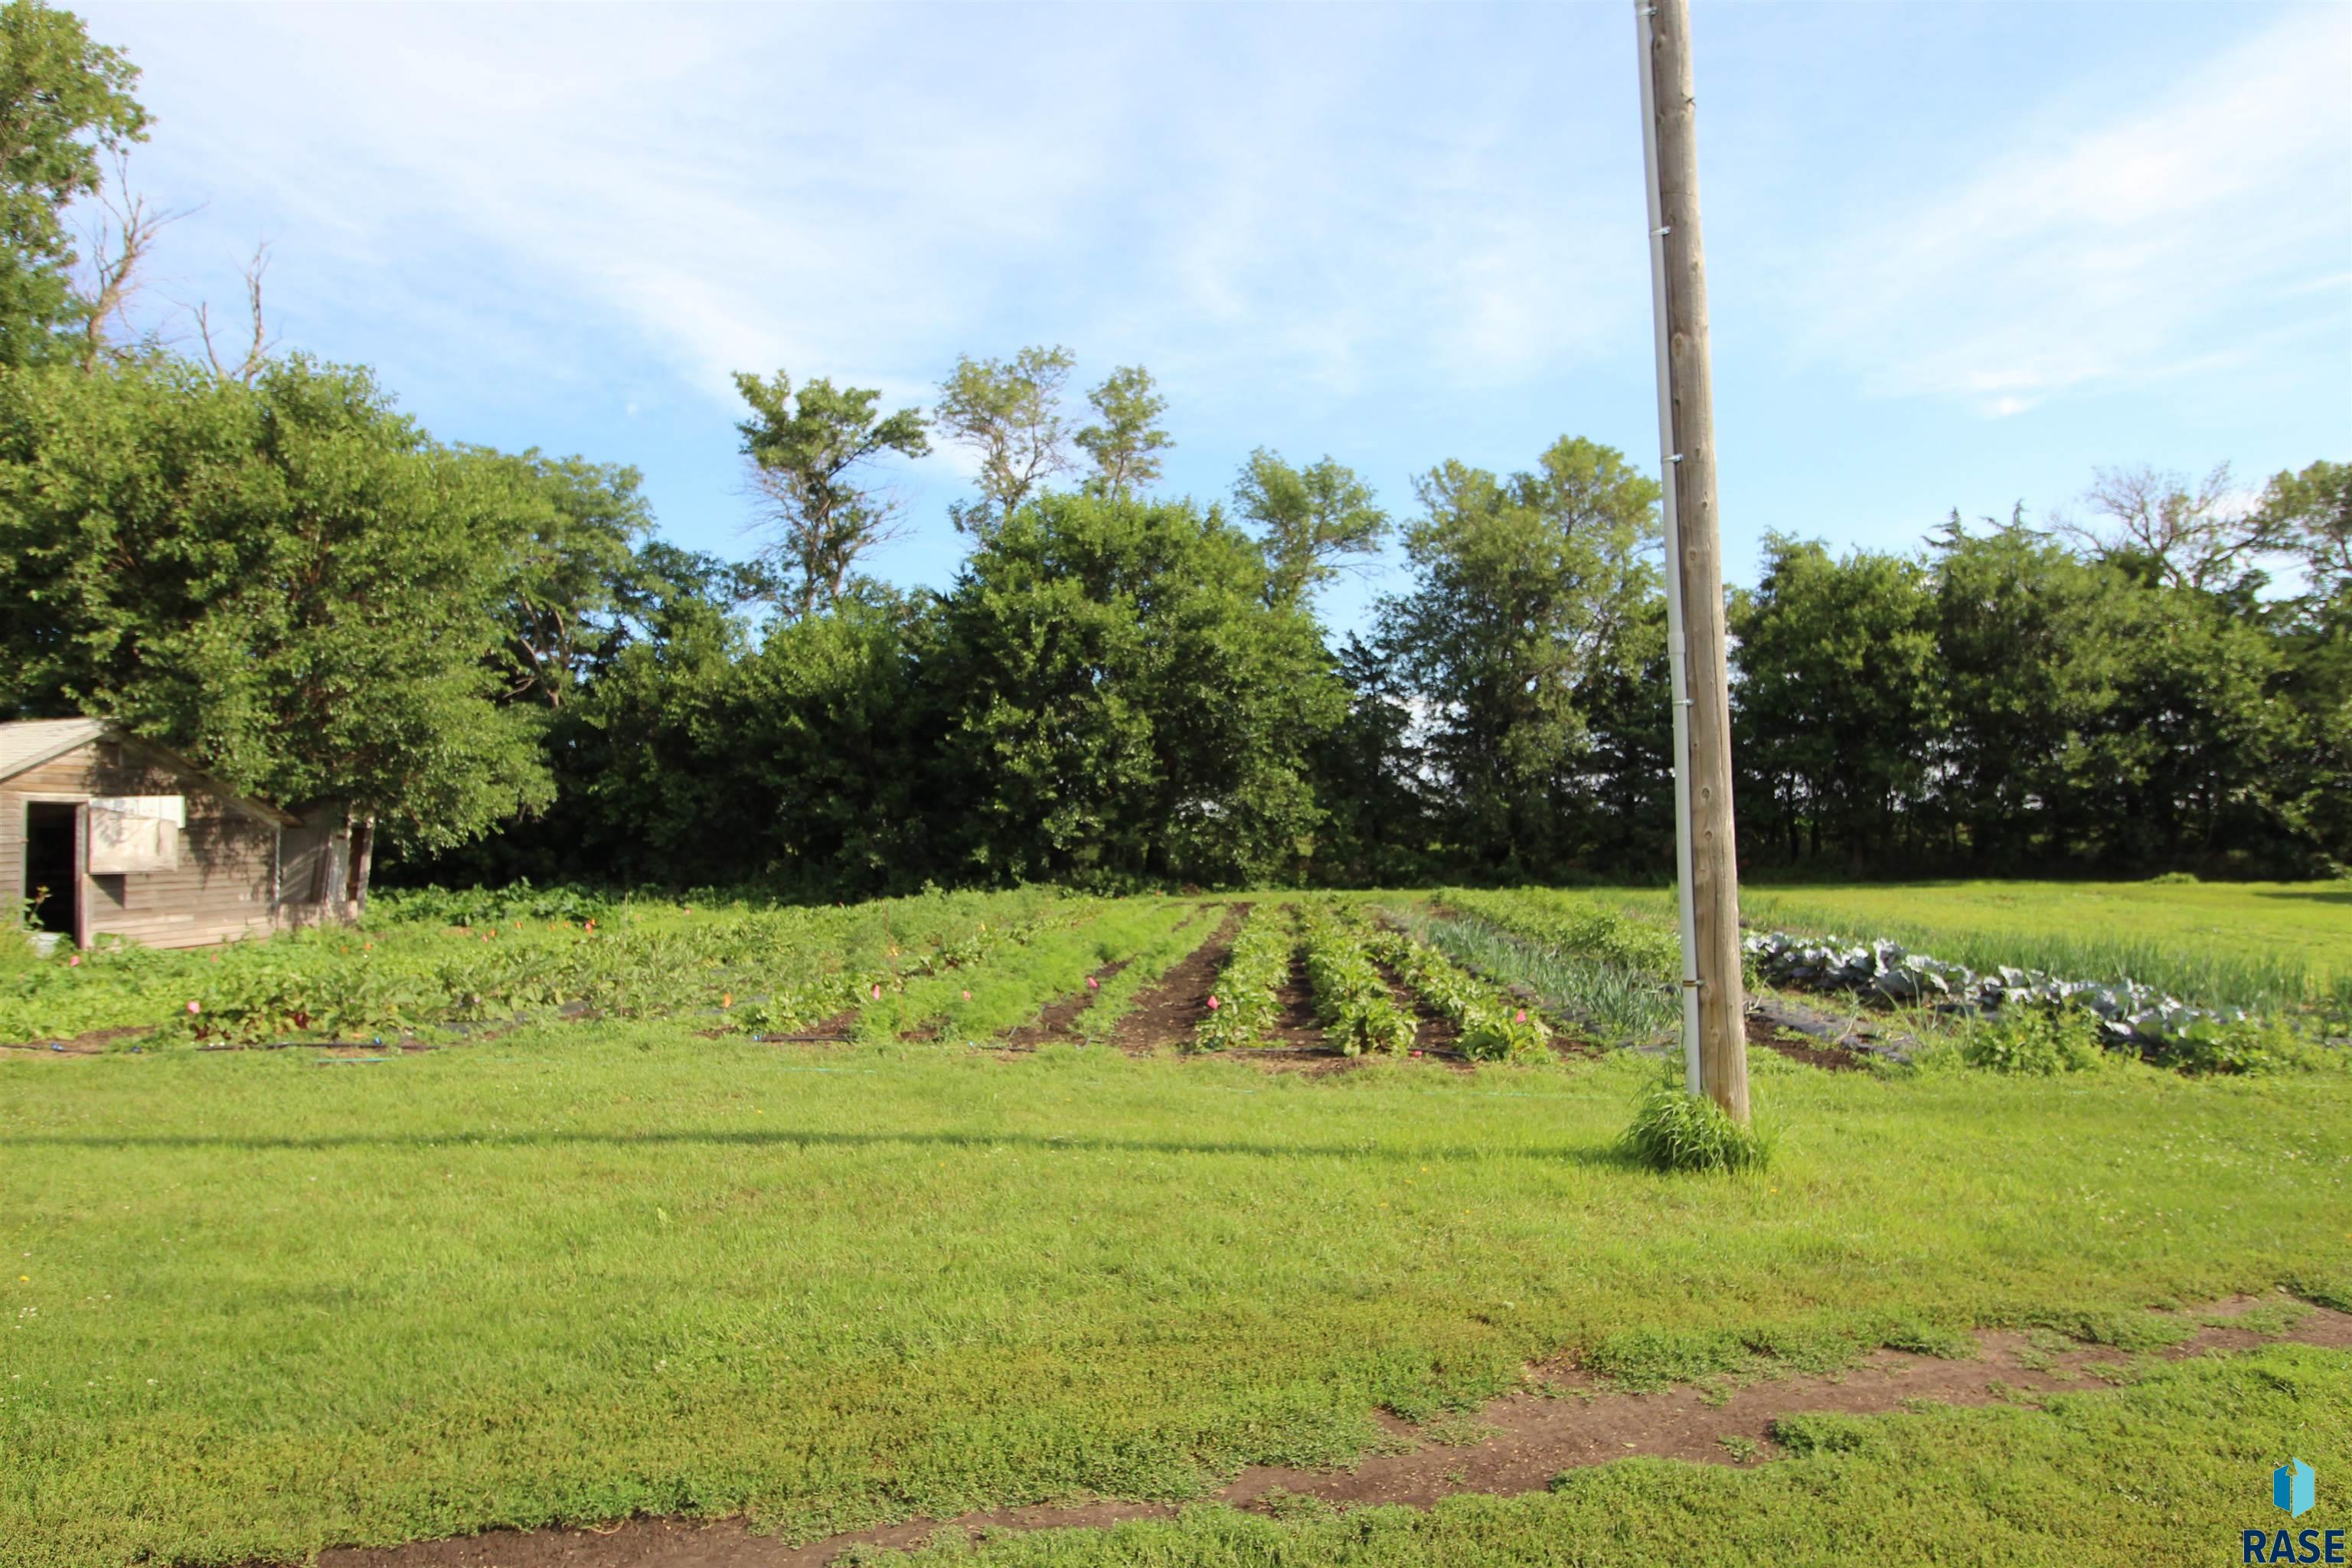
{"left": 5, "top": 878, "right": 2347, "bottom": 1074}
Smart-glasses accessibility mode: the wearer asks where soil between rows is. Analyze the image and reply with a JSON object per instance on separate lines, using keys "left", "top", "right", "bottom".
{"left": 1107, "top": 906, "right": 1243, "bottom": 1053}
{"left": 1745, "top": 1011, "right": 1868, "bottom": 1072}
{"left": 1374, "top": 958, "right": 1462, "bottom": 1057}
{"left": 299, "top": 1297, "right": 2352, "bottom": 1568}
{"left": 998, "top": 958, "right": 1130, "bottom": 1047}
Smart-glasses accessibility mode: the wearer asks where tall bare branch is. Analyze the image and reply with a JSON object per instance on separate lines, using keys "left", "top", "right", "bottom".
{"left": 74, "top": 152, "right": 188, "bottom": 369}
{"left": 2054, "top": 462, "right": 2278, "bottom": 592}
{"left": 194, "top": 243, "right": 278, "bottom": 384}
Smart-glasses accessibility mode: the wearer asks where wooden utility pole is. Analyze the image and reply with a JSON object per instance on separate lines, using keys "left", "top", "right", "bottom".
{"left": 1636, "top": 0, "right": 1750, "bottom": 1121}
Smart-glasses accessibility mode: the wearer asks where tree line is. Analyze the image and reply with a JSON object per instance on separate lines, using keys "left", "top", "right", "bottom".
{"left": 2, "top": 0, "right": 2346, "bottom": 894}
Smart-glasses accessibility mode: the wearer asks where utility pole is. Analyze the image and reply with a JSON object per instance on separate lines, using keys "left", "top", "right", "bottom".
{"left": 1636, "top": 0, "right": 1750, "bottom": 1121}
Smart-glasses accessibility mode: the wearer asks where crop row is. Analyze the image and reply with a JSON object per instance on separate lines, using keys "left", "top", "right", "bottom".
{"left": 1072, "top": 902, "right": 1226, "bottom": 1044}
{"left": 1194, "top": 903, "right": 1294, "bottom": 1051}
{"left": 1438, "top": 888, "right": 1680, "bottom": 975}
{"left": 1299, "top": 903, "right": 1417, "bottom": 1057}
{"left": 1366, "top": 925, "right": 1550, "bottom": 1063}
{"left": 851, "top": 897, "right": 1204, "bottom": 1044}
{"left": 1401, "top": 893, "right": 1684, "bottom": 1044}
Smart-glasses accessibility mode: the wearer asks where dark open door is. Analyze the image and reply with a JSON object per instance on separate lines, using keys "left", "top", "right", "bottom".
{"left": 22, "top": 802, "right": 82, "bottom": 946}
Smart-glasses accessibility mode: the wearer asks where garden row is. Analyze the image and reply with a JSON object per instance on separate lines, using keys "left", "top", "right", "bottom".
{"left": 0, "top": 887, "right": 1223, "bottom": 1050}
{"left": 1743, "top": 929, "right": 2330, "bottom": 1073}
{"left": 1383, "top": 887, "right": 2341, "bottom": 1076}
{"left": 1191, "top": 901, "right": 1554, "bottom": 1063}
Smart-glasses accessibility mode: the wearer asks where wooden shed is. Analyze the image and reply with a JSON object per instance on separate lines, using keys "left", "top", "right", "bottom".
{"left": 2, "top": 719, "right": 360, "bottom": 952}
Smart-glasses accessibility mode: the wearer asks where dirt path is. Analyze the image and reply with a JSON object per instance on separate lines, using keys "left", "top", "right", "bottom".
{"left": 1263, "top": 952, "right": 1325, "bottom": 1048}
{"left": 1745, "top": 1011, "right": 1868, "bottom": 1072}
{"left": 1109, "top": 906, "right": 1244, "bottom": 1053}
{"left": 1001, "top": 959, "right": 1132, "bottom": 1048}
{"left": 0, "top": 1024, "right": 147, "bottom": 1055}
{"left": 300, "top": 1295, "right": 2352, "bottom": 1568}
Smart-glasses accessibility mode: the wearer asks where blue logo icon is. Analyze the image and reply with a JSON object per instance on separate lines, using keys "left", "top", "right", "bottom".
{"left": 2276, "top": 1458, "right": 2316, "bottom": 1518}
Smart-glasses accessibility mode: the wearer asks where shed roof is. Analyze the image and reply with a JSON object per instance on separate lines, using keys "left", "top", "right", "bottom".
{"left": 0, "top": 719, "right": 299, "bottom": 826}
{"left": 0, "top": 718, "right": 112, "bottom": 783}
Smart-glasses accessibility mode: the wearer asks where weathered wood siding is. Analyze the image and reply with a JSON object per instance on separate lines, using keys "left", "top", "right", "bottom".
{"left": 2, "top": 739, "right": 283, "bottom": 949}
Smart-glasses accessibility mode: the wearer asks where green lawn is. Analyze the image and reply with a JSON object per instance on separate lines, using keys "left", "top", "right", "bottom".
{"left": 3, "top": 1024, "right": 2347, "bottom": 1566}
{"left": 874, "top": 1350, "right": 2352, "bottom": 1566}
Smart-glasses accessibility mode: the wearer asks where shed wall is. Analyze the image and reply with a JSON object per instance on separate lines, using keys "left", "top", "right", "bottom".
{"left": 2, "top": 740, "right": 285, "bottom": 949}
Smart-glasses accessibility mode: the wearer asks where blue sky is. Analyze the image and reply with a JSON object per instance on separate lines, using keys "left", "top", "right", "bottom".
{"left": 79, "top": 1, "right": 2352, "bottom": 635}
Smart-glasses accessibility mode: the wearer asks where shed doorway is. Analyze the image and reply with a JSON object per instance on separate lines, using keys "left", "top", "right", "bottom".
{"left": 23, "top": 802, "right": 80, "bottom": 937}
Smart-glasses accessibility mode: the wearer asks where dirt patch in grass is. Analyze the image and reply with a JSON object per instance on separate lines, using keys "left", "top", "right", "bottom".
{"left": 752, "top": 1008, "right": 860, "bottom": 1044}
{"left": 1544, "top": 1031, "right": 1612, "bottom": 1063}
{"left": 1001, "top": 959, "right": 1132, "bottom": 1049}
{"left": 0, "top": 1024, "right": 152, "bottom": 1055}
{"left": 1222, "top": 1297, "right": 2352, "bottom": 1514}
{"left": 1748, "top": 995, "right": 1920, "bottom": 1064}
{"left": 1109, "top": 906, "right": 1244, "bottom": 1053}
{"left": 302, "top": 1297, "right": 2352, "bottom": 1568}
{"left": 1219, "top": 1045, "right": 1380, "bottom": 1078}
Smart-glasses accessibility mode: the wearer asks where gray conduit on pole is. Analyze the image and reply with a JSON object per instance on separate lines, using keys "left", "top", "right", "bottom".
{"left": 1635, "top": 0, "right": 1704, "bottom": 1096}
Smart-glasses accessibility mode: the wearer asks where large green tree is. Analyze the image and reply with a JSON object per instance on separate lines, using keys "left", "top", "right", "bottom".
{"left": 456, "top": 448, "right": 656, "bottom": 709}
{"left": 0, "top": 0, "right": 146, "bottom": 368}
{"left": 1731, "top": 537, "right": 1945, "bottom": 865}
{"left": 1231, "top": 448, "right": 1388, "bottom": 608}
{"left": 1308, "top": 631, "right": 1434, "bottom": 884}
{"left": 2256, "top": 459, "right": 2352, "bottom": 867}
{"left": 933, "top": 345, "right": 1076, "bottom": 536}
{"left": 0, "top": 356, "right": 553, "bottom": 853}
{"left": 1384, "top": 436, "right": 1661, "bottom": 874}
{"left": 1074, "top": 365, "right": 1171, "bottom": 501}
{"left": 1924, "top": 514, "right": 2304, "bottom": 872}
{"left": 733, "top": 368, "right": 929, "bottom": 617}
{"left": 931, "top": 492, "right": 1339, "bottom": 888}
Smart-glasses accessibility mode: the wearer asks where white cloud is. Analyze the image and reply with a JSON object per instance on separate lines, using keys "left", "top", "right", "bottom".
{"left": 1787, "top": 7, "right": 2352, "bottom": 416}
{"left": 87, "top": 2, "right": 1639, "bottom": 431}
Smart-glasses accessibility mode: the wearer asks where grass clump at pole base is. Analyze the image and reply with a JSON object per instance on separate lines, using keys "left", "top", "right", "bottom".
{"left": 1622, "top": 1068, "right": 1778, "bottom": 1173}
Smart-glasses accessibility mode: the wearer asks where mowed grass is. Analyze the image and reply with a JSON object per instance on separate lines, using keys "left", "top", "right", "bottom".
{"left": 3, "top": 1030, "right": 2347, "bottom": 1566}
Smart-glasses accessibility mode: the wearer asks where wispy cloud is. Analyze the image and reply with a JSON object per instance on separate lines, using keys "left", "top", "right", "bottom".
{"left": 1787, "top": 7, "right": 2352, "bottom": 416}
{"left": 98, "top": 4, "right": 1637, "bottom": 423}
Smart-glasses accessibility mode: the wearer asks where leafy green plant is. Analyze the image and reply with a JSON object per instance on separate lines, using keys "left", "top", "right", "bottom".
{"left": 1622, "top": 1070, "right": 1777, "bottom": 1173}
{"left": 1368, "top": 921, "right": 1549, "bottom": 1062}
{"left": 1959, "top": 1008, "right": 2110, "bottom": 1076}
{"left": 2147, "top": 1015, "right": 2321, "bottom": 1076}
{"left": 371, "top": 879, "right": 620, "bottom": 928}
{"left": 0, "top": 888, "right": 45, "bottom": 973}
{"left": 1193, "top": 903, "right": 1295, "bottom": 1051}
{"left": 0, "top": 885, "right": 1082, "bottom": 1049}
{"left": 1298, "top": 903, "right": 1416, "bottom": 1056}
